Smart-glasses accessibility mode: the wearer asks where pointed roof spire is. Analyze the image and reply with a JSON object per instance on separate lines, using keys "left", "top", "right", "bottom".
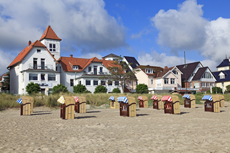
{"left": 40, "top": 25, "right": 62, "bottom": 41}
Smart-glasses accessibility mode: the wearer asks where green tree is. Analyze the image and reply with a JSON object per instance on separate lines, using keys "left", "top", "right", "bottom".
{"left": 226, "top": 85, "right": 230, "bottom": 93}
{"left": 73, "top": 84, "right": 87, "bottom": 93}
{"left": 112, "top": 88, "right": 121, "bottom": 93}
{"left": 2, "top": 72, "right": 10, "bottom": 91}
{"left": 26, "top": 82, "right": 41, "bottom": 94}
{"left": 52, "top": 84, "right": 68, "bottom": 94}
{"left": 102, "top": 56, "right": 138, "bottom": 93}
{"left": 94, "top": 85, "right": 107, "bottom": 93}
{"left": 136, "top": 84, "right": 148, "bottom": 94}
{"left": 212, "top": 87, "right": 222, "bottom": 94}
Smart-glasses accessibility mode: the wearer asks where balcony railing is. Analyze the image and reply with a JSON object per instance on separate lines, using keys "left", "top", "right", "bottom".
{"left": 28, "top": 64, "right": 54, "bottom": 70}
{"left": 84, "top": 71, "right": 108, "bottom": 75}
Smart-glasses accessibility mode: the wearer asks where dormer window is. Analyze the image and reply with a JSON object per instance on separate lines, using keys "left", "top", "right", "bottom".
{"left": 145, "top": 69, "right": 153, "bottom": 74}
{"left": 172, "top": 70, "right": 178, "bottom": 75}
{"left": 73, "top": 65, "right": 78, "bottom": 70}
{"left": 49, "top": 43, "right": 56, "bottom": 52}
{"left": 219, "top": 73, "right": 225, "bottom": 79}
{"left": 202, "top": 72, "right": 213, "bottom": 79}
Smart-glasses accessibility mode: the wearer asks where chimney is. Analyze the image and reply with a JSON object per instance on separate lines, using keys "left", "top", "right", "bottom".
{"left": 70, "top": 54, "right": 73, "bottom": 58}
{"left": 164, "top": 66, "right": 168, "bottom": 69}
{"left": 28, "top": 40, "right": 31, "bottom": 46}
{"left": 102, "top": 57, "right": 105, "bottom": 60}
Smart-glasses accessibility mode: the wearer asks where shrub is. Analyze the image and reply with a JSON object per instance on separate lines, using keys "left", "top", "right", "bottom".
{"left": 136, "top": 84, "right": 148, "bottom": 94}
{"left": 94, "top": 85, "right": 107, "bottom": 93}
{"left": 211, "top": 87, "right": 222, "bottom": 94}
{"left": 226, "top": 85, "right": 230, "bottom": 93}
{"left": 112, "top": 88, "right": 121, "bottom": 93}
{"left": 26, "top": 82, "right": 41, "bottom": 94}
{"left": 73, "top": 84, "right": 87, "bottom": 93}
{"left": 52, "top": 84, "right": 68, "bottom": 94}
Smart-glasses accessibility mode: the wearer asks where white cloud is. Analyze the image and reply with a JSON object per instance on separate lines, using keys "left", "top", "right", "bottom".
{"left": 0, "top": 0, "right": 127, "bottom": 53}
{"left": 78, "top": 53, "right": 102, "bottom": 59}
{"left": 201, "top": 59, "right": 218, "bottom": 71}
{"left": 0, "top": 50, "right": 15, "bottom": 74}
{"left": 138, "top": 51, "right": 186, "bottom": 68}
{"left": 151, "top": 0, "right": 230, "bottom": 68}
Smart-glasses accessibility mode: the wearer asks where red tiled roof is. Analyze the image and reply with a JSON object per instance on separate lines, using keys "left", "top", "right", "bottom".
{"left": 8, "top": 40, "right": 58, "bottom": 68}
{"left": 40, "top": 26, "right": 61, "bottom": 41}
{"left": 0, "top": 73, "right": 7, "bottom": 81}
{"left": 157, "top": 67, "right": 174, "bottom": 77}
{"left": 58, "top": 56, "right": 123, "bottom": 73}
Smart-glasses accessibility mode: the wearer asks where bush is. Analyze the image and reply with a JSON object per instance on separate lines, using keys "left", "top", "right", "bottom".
{"left": 26, "top": 82, "right": 41, "bottom": 94}
{"left": 73, "top": 84, "right": 87, "bottom": 93}
{"left": 112, "top": 88, "right": 121, "bottom": 93}
{"left": 226, "top": 85, "right": 230, "bottom": 93}
{"left": 211, "top": 87, "right": 222, "bottom": 94}
{"left": 136, "top": 84, "right": 148, "bottom": 94}
{"left": 94, "top": 85, "right": 107, "bottom": 93}
{"left": 52, "top": 84, "right": 68, "bottom": 94}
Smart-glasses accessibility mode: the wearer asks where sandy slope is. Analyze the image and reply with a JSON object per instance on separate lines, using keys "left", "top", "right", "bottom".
{"left": 0, "top": 102, "right": 230, "bottom": 153}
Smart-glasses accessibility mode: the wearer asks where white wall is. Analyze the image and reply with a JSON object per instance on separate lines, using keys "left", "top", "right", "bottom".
{"left": 41, "top": 39, "right": 60, "bottom": 60}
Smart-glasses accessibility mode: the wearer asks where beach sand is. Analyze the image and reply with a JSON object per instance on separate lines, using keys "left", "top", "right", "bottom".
{"left": 0, "top": 102, "right": 230, "bottom": 153}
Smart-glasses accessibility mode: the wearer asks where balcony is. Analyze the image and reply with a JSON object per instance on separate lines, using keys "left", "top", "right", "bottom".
{"left": 84, "top": 71, "right": 108, "bottom": 75}
{"left": 28, "top": 64, "right": 54, "bottom": 70}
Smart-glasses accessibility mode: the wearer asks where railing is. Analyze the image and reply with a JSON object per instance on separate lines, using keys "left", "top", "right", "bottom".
{"left": 176, "top": 87, "right": 199, "bottom": 91}
{"left": 148, "top": 87, "right": 175, "bottom": 90}
{"left": 28, "top": 64, "right": 54, "bottom": 70}
{"left": 86, "top": 71, "right": 108, "bottom": 75}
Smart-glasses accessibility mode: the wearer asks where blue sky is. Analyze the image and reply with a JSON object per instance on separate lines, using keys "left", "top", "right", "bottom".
{"left": 1, "top": 0, "right": 230, "bottom": 74}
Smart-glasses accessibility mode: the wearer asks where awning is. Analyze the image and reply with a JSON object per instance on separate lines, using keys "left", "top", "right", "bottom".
{"left": 161, "top": 96, "right": 172, "bottom": 102}
{"left": 137, "top": 96, "right": 143, "bottom": 100}
{"left": 183, "top": 95, "right": 190, "bottom": 99}
{"left": 57, "top": 95, "right": 65, "bottom": 104}
{"left": 109, "top": 96, "right": 115, "bottom": 101}
{"left": 73, "top": 96, "right": 79, "bottom": 102}
{"left": 202, "top": 95, "right": 212, "bottom": 101}
{"left": 151, "top": 95, "right": 157, "bottom": 100}
{"left": 117, "top": 96, "right": 128, "bottom": 103}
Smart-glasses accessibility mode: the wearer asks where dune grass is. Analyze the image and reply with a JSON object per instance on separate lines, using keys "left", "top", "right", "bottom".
{"left": 0, "top": 92, "right": 229, "bottom": 111}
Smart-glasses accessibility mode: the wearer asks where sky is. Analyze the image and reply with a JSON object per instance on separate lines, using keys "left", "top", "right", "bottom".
{"left": 0, "top": 0, "right": 230, "bottom": 75}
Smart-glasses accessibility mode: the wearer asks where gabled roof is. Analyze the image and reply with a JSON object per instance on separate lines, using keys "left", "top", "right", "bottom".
{"left": 58, "top": 56, "right": 122, "bottom": 72}
{"left": 136, "top": 65, "right": 163, "bottom": 76}
{"left": 216, "top": 59, "right": 230, "bottom": 68}
{"left": 123, "top": 56, "right": 140, "bottom": 69}
{"left": 192, "top": 67, "right": 207, "bottom": 81}
{"left": 176, "top": 62, "right": 201, "bottom": 81}
{"left": 40, "top": 26, "right": 62, "bottom": 41}
{"left": 8, "top": 40, "right": 57, "bottom": 68}
{"left": 103, "top": 53, "right": 120, "bottom": 58}
{"left": 157, "top": 67, "right": 175, "bottom": 78}
{"left": 213, "top": 70, "right": 230, "bottom": 82}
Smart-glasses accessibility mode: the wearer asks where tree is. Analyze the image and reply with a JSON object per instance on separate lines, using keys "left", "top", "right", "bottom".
{"left": 102, "top": 56, "right": 138, "bottom": 93}
{"left": 26, "top": 82, "right": 41, "bottom": 94}
{"left": 226, "top": 85, "right": 230, "bottom": 93}
{"left": 94, "top": 85, "right": 107, "bottom": 93}
{"left": 2, "top": 72, "right": 10, "bottom": 91}
{"left": 136, "top": 84, "right": 148, "bottom": 94}
{"left": 112, "top": 88, "right": 121, "bottom": 93}
{"left": 211, "top": 87, "right": 222, "bottom": 94}
{"left": 73, "top": 84, "right": 87, "bottom": 93}
{"left": 52, "top": 84, "right": 68, "bottom": 94}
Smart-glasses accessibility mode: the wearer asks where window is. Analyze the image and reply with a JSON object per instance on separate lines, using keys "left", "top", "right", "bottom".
{"left": 210, "top": 83, "right": 214, "bottom": 87}
{"left": 70, "top": 79, "right": 74, "bottom": 86}
{"left": 41, "top": 74, "right": 45, "bottom": 81}
{"left": 151, "top": 78, "right": 153, "bottom": 84}
{"left": 201, "top": 82, "right": 206, "bottom": 87}
{"left": 48, "top": 74, "right": 56, "bottom": 81}
{"left": 183, "top": 65, "right": 187, "bottom": 68}
{"left": 190, "top": 83, "right": 193, "bottom": 88}
{"left": 194, "top": 83, "right": 200, "bottom": 88}
{"left": 145, "top": 69, "right": 153, "bottom": 74}
{"left": 206, "top": 83, "right": 210, "bottom": 87}
{"left": 88, "top": 67, "right": 91, "bottom": 72}
{"left": 94, "top": 66, "right": 97, "bottom": 75}
{"left": 101, "top": 80, "right": 105, "bottom": 85}
{"left": 41, "top": 59, "right": 45, "bottom": 69}
{"left": 72, "top": 65, "right": 78, "bottom": 70}
{"left": 108, "top": 80, "right": 112, "bottom": 86}
{"left": 29, "top": 74, "right": 38, "bottom": 80}
{"left": 37, "top": 49, "right": 41, "bottom": 53}
{"left": 100, "top": 67, "right": 103, "bottom": 72}
{"left": 49, "top": 43, "right": 56, "bottom": 51}
{"left": 172, "top": 70, "right": 178, "bottom": 75}
{"left": 219, "top": 73, "right": 225, "bottom": 79}
{"left": 164, "top": 78, "right": 169, "bottom": 84}
{"left": 79, "top": 81, "right": 81, "bottom": 85}
{"left": 33, "top": 58, "right": 37, "bottom": 69}
{"left": 170, "top": 78, "right": 175, "bottom": 84}
{"left": 86, "top": 80, "right": 91, "bottom": 85}
{"left": 93, "top": 80, "right": 98, "bottom": 86}
{"left": 115, "top": 81, "right": 119, "bottom": 86}
{"left": 202, "top": 72, "right": 213, "bottom": 78}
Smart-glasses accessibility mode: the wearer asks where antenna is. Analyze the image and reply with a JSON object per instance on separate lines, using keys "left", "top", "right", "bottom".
{"left": 184, "top": 51, "right": 186, "bottom": 64}
{"left": 49, "top": 16, "right": 51, "bottom": 26}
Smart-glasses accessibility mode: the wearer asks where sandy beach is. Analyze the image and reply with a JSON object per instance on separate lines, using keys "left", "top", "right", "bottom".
{"left": 0, "top": 102, "right": 230, "bottom": 153}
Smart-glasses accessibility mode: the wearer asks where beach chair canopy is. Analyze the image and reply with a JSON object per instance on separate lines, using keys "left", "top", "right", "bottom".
{"left": 137, "top": 96, "right": 143, "bottom": 100}
{"left": 161, "top": 96, "right": 172, "bottom": 102}
{"left": 151, "top": 95, "right": 158, "bottom": 100}
{"left": 202, "top": 95, "right": 212, "bottom": 101}
{"left": 183, "top": 94, "right": 190, "bottom": 99}
{"left": 109, "top": 96, "right": 115, "bottom": 101}
{"left": 73, "top": 96, "right": 79, "bottom": 102}
{"left": 57, "top": 96, "right": 65, "bottom": 104}
{"left": 117, "top": 96, "right": 128, "bottom": 103}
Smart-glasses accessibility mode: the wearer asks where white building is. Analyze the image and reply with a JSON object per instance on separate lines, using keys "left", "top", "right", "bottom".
{"left": 7, "top": 26, "right": 61, "bottom": 95}
{"left": 58, "top": 55, "right": 123, "bottom": 93}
